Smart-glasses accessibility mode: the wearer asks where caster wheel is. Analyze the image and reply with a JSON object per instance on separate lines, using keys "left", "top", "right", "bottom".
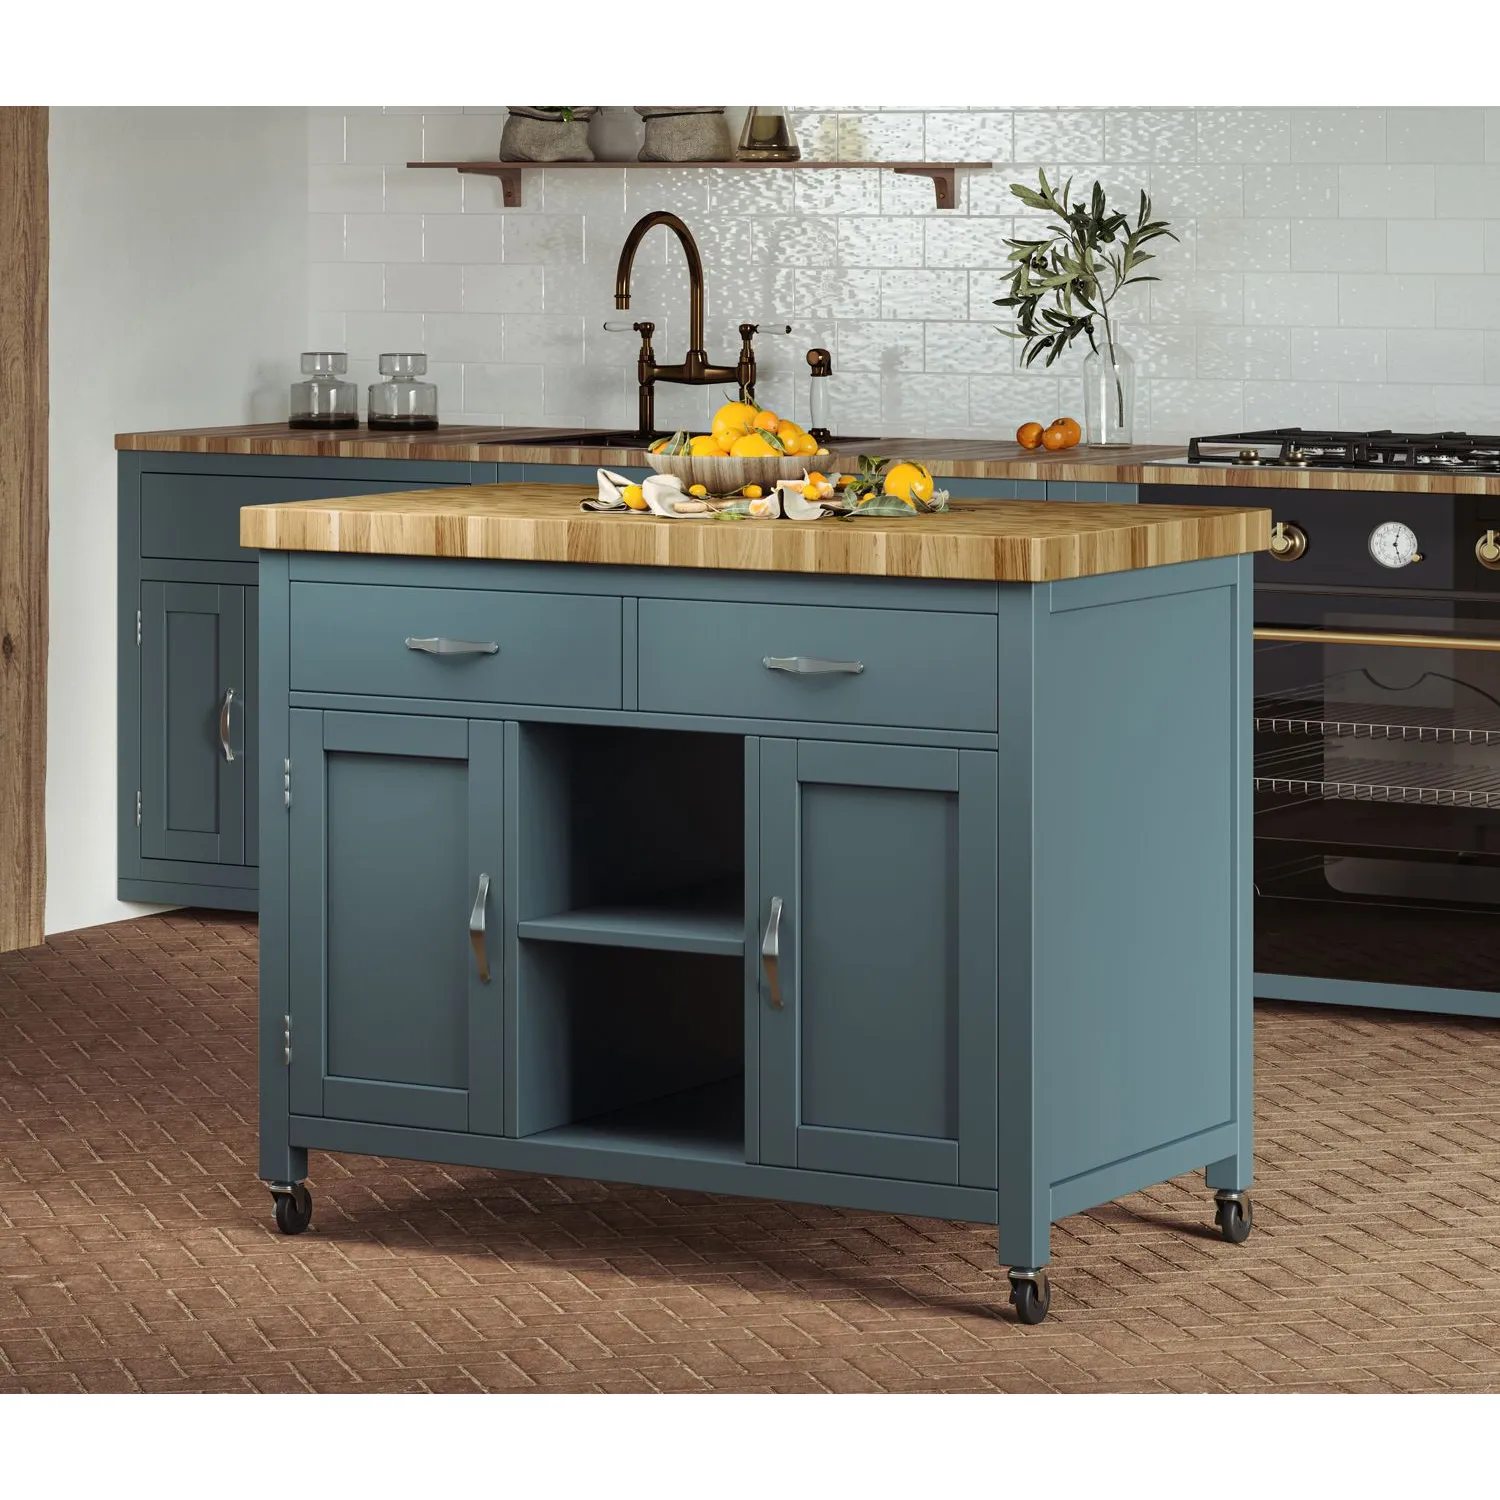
{"left": 1215, "top": 1193, "right": 1252, "bottom": 1245}
{"left": 1008, "top": 1271, "right": 1051, "bottom": 1326}
{"left": 271, "top": 1185, "right": 313, "bottom": 1236}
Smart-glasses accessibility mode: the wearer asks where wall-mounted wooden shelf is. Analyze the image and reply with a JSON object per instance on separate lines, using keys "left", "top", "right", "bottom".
{"left": 407, "top": 159, "right": 990, "bottom": 210}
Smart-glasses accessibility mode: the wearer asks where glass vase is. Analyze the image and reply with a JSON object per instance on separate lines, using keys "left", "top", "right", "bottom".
{"left": 1083, "top": 341, "right": 1136, "bottom": 447}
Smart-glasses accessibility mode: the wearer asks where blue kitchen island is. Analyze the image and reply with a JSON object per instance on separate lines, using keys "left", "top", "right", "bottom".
{"left": 241, "top": 480, "right": 1268, "bottom": 1324}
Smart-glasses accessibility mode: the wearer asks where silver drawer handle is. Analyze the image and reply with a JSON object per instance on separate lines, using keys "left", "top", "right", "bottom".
{"left": 218, "top": 687, "right": 235, "bottom": 762}
{"left": 405, "top": 637, "right": 500, "bottom": 656}
{"left": 469, "top": 872, "right": 491, "bottom": 983}
{"left": 763, "top": 655, "right": 864, "bottom": 675}
{"left": 761, "top": 895, "right": 784, "bottom": 1009}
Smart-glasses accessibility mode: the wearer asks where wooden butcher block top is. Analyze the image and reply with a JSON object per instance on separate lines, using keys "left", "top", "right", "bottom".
{"left": 240, "top": 482, "right": 1271, "bottom": 583}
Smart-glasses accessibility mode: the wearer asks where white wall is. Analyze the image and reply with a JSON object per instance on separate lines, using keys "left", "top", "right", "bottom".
{"left": 46, "top": 107, "right": 308, "bottom": 936}
{"left": 307, "top": 106, "right": 1500, "bottom": 440}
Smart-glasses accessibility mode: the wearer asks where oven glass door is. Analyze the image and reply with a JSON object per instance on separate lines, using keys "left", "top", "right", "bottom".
{"left": 1255, "top": 594, "right": 1500, "bottom": 992}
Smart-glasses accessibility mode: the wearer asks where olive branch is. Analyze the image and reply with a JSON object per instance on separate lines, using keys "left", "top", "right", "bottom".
{"left": 993, "top": 170, "right": 1176, "bottom": 427}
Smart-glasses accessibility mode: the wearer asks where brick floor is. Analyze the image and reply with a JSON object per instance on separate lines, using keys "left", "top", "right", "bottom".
{"left": 3, "top": 908, "right": 1500, "bottom": 1392}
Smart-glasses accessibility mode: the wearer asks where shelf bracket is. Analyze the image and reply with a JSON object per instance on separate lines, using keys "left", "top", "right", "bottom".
{"left": 454, "top": 163, "right": 524, "bottom": 208}
{"left": 891, "top": 165, "right": 959, "bottom": 210}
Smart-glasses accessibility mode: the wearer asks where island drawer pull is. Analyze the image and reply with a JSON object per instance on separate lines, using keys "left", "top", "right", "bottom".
{"left": 761, "top": 896, "right": 784, "bottom": 1009}
{"left": 218, "top": 687, "right": 235, "bottom": 763}
{"left": 469, "top": 872, "right": 491, "bottom": 984}
{"left": 405, "top": 636, "right": 500, "bottom": 656}
{"left": 763, "top": 655, "right": 864, "bottom": 675}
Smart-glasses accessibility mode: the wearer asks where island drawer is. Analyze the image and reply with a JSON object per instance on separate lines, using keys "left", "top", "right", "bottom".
{"left": 289, "top": 582, "right": 622, "bottom": 708}
{"left": 636, "top": 598, "right": 998, "bottom": 732}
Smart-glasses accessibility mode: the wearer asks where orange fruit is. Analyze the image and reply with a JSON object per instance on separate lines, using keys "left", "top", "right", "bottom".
{"left": 1040, "top": 425, "right": 1070, "bottom": 450}
{"left": 711, "top": 401, "right": 758, "bottom": 445}
{"left": 775, "top": 419, "right": 806, "bottom": 447}
{"left": 883, "top": 461, "right": 935, "bottom": 505}
{"left": 688, "top": 434, "right": 725, "bottom": 457}
{"left": 753, "top": 409, "right": 781, "bottom": 433}
{"left": 1016, "top": 421, "right": 1044, "bottom": 449}
{"left": 742, "top": 484, "right": 764, "bottom": 498}
{"left": 730, "top": 431, "right": 779, "bottom": 458}
{"left": 1049, "top": 416, "right": 1082, "bottom": 448}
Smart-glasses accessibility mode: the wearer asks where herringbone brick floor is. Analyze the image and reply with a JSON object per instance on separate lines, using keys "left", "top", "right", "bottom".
{"left": 3, "top": 910, "right": 1500, "bottom": 1392}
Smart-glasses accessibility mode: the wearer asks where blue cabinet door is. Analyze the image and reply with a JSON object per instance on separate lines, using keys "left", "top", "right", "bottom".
{"left": 756, "top": 739, "right": 998, "bottom": 1188}
{"left": 139, "top": 581, "right": 249, "bottom": 865}
{"left": 287, "top": 709, "right": 505, "bottom": 1134}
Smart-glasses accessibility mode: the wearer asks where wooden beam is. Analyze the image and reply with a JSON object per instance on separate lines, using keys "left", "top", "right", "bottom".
{"left": 0, "top": 106, "right": 48, "bottom": 952}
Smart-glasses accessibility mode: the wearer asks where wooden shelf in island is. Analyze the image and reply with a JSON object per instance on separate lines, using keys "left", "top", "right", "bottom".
{"left": 407, "top": 159, "right": 991, "bottom": 210}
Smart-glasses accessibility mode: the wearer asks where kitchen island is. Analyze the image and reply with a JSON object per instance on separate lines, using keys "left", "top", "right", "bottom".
{"left": 242, "top": 482, "right": 1268, "bottom": 1324}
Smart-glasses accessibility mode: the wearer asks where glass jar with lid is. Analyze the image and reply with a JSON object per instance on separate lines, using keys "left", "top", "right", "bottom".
{"left": 367, "top": 352, "right": 439, "bottom": 431}
{"left": 289, "top": 352, "right": 359, "bottom": 429}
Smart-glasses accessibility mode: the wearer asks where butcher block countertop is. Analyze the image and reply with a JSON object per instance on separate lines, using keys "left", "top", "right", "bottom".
{"left": 240, "top": 482, "right": 1270, "bottom": 583}
{"left": 122, "top": 421, "right": 1500, "bottom": 494}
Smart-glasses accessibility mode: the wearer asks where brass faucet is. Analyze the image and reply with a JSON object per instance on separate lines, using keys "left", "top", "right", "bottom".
{"left": 614, "top": 210, "right": 761, "bottom": 439}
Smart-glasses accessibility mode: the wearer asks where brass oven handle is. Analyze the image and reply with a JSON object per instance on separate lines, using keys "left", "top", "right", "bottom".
{"left": 218, "top": 687, "right": 235, "bottom": 762}
{"left": 1255, "top": 627, "right": 1500, "bottom": 654}
{"left": 761, "top": 896, "right": 784, "bottom": 1009}
{"left": 406, "top": 637, "right": 500, "bottom": 656}
{"left": 764, "top": 656, "right": 865, "bottom": 675}
{"left": 1478, "top": 531, "right": 1500, "bottom": 570}
{"left": 1267, "top": 521, "right": 1307, "bottom": 562}
{"left": 469, "top": 872, "right": 491, "bottom": 983}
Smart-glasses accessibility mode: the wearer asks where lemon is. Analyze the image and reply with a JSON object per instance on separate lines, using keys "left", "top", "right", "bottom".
{"left": 711, "top": 400, "right": 759, "bottom": 446}
{"left": 883, "top": 461, "right": 934, "bottom": 505}
{"left": 688, "top": 434, "right": 724, "bottom": 457}
{"left": 742, "top": 484, "right": 763, "bottom": 499}
{"left": 730, "top": 431, "right": 779, "bottom": 458}
{"left": 620, "top": 483, "right": 647, "bottom": 511}
{"left": 688, "top": 483, "right": 708, "bottom": 497}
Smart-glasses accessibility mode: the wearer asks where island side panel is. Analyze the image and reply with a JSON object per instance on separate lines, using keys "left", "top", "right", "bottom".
{"left": 1031, "top": 556, "right": 1249, "bottom": 1220}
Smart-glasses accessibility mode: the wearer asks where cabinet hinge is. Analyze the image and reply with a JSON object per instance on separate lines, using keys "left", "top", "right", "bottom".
{"left": 135, "top": 790, "right": 142, "bottom": 828}
{"left": 135, "top": 609, "right": 141, "bottom": 647}
{"left": 282, "top": 1014, "right": 292, "bottom": 1067}
{"left": 283, "top": 757, "right": 292, "bottom": 811}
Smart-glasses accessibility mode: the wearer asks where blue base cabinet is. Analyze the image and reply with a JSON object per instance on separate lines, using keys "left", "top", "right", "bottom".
{"left": 255, "top": 542, "right": 1254, "bottom": 1323}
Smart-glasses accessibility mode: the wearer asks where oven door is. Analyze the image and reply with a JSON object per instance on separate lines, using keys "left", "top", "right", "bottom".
{"left": 1255, "top": 592, "right": 1500, "bottom": 994}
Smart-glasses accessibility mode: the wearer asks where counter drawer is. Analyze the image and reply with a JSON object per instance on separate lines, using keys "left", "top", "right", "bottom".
{"left": 636, "top": 599, "right": 997, "bottom": 732}
{"left": 290, "top": 583, "right": 622, "bottom": 707}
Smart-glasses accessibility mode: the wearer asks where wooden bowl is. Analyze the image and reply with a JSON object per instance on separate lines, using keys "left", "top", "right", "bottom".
{"left": 646, "top": 451, "right": 814, "bottom": 492}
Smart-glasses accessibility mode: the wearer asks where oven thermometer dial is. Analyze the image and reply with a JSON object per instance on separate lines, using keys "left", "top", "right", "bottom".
{"left": 1369, "top": 521, "right": 1422, "bottom": 568}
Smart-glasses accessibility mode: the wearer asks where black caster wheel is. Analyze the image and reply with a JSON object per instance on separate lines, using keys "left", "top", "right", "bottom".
{"left": 1215, "top": 1191, "right": 1252, "bottom": 1245}
{"left": 271, "top": 1183, "right": 313, "bottom": 1236}
{"left": 1008, "top": 1270, "right": 1051, "bottom": 1326}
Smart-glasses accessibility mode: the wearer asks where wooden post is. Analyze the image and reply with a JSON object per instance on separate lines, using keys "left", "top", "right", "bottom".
{"left": 0, "top": 107, "right": 48, "bottom": 952}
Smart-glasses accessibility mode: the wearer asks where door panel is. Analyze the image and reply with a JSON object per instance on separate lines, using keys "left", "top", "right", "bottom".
{"left": 758, "top": 738, "right": 997, "bottom": 1187}
{"left": 140, "top": 581, "right": 246, "bottom": 864}
{"left": 288, "top": 709, "right": 505, "bottom": 1134}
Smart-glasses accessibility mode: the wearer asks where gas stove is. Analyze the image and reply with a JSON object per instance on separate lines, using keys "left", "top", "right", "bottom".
{"left": 1187, "top": 427, "right": 1500, "bottom": 475}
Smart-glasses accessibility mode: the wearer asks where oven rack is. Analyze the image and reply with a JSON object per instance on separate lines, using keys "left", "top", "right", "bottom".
{"left": 1254, "top": 749, "right": 1500, "bottom": 809}
{"left": 1255, "top": 690, "right": 1500, "bottom": 747}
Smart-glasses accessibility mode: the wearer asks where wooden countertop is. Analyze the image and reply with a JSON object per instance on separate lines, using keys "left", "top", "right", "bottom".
{"left": 240, "top": 482, "right": 1270, "bottom": 583}
{"left": 121, "top": 422, "right": 1500, "bottom": 494}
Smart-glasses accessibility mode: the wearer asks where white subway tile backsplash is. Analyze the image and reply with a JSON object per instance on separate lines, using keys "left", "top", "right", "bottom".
{"left": 308, "top": 107, "right": 1500, "bottom": 442}
{"left": 1341, "top": 165, "right": 1435, "bottom": 218}
{"left": 1388, "top": 109, "right": 1487, "bottom": 165}
{"left": 1388, "top": 218, "right": 1483, "bottom": 274}
{"left": 1290, "top": 110, "right": 1384, "bottom": 165}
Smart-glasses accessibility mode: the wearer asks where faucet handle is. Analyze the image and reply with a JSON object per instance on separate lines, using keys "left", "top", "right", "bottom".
{"left": 738, "top": 322, "right": 793, "bottom": 337}
{"left": 603, "top": 320, "right": 661, "bottom": 333}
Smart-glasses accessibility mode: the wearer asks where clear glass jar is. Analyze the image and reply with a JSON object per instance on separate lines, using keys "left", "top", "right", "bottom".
{"left": 289, "top": 352, "right": 359, "bottom": 429}
{"left": 367, "top": 353, "right": 439, "bottom": 431}
{"left": 1083, "top": 341, "right": 1135, "bottom": 447}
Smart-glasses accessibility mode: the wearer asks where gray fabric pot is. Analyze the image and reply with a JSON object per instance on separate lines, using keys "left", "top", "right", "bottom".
{"left": 635, "top": 107, "right": 732, "bottom": 163}
{"left": 499, "top": 107, "right": 597, "bottom": 163}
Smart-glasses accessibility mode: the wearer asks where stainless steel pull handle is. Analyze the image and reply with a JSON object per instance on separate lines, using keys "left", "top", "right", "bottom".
{"left": 218, "top": 688, "right": 235, "bottom": 762}
{"left": 469, "top": 872, "right": 491, "bottom": 983}
{"left": 763, "top": 656, "right": 865, "bottom": 675}
{"left": 761, "top": 896, "right": 784, "bottom": 1010}
{"left": 406, "top": 637, "right": 500, "bottom": 656}
{"left": 1255, "top": 627, "right": 1500, "bottom": 655}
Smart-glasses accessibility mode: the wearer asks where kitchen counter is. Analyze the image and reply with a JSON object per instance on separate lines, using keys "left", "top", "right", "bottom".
{"left": 239, "top": 482, "right": 1270, "bottom": 582}
{"left": 121, "top": 422, "right": 1500, "bottom": 494}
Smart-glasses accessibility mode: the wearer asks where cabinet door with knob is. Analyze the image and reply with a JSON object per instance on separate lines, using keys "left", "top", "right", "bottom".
{"left": 754, "top": 738, "right": 998, "bottom": 1188}
{"left": 139, "top": 581, "right": 250, "bottom": 865}
{"left": 286, "top": 709, "right": 505, "bottom": 1135}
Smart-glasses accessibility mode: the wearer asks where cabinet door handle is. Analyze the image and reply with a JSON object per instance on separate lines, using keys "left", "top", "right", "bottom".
{"left": 218, "top": 687, "right": 235, "bottom": 762}
{"left": 761, "top": 895, "right": 784, "bottom": 1009}
{"left": 763, "top": 655, "right": 864, "bottom": 675}
{"left": 469, "top": 872, "right": 491, "bottom": 983}
{"left": 405, "top": 637, "right": 501, "bottom": 656}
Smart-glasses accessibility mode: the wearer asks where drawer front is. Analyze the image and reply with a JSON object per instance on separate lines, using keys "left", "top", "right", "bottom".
{"left": 290, "top": 583, "right": 622, "bottom": 708}
{"left": 140, "top": 473, "right": 469, "bottom": 563}
{"left": 637, "top": 599, "right": 997, "bottom": 732}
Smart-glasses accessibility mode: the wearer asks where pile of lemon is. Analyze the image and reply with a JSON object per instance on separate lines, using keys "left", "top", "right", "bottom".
{"left": 651, "top": 400, "right": 830, "bottom": 460}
